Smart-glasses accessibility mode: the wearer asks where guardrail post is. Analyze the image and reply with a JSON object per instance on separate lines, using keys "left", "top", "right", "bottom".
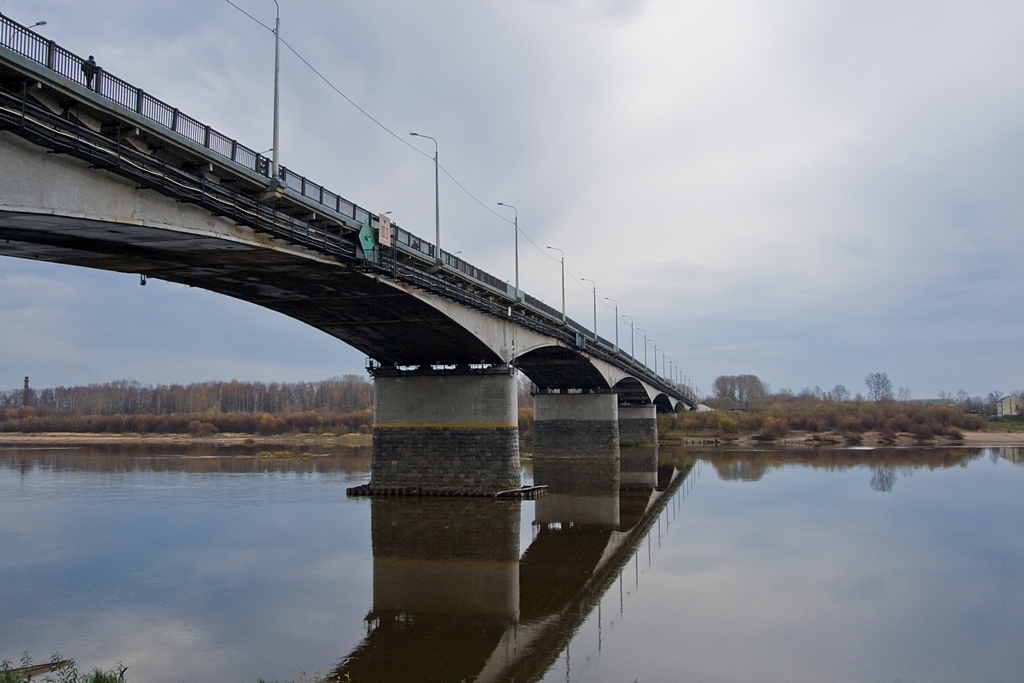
{"left": 94, "top": 67, "right": 103, "bottom": 94}
{"left": 170, "top": 107, "right": 178, "bottom": 132}
{"left": 230, "top": 140, "right": 237, "bottom": 162}
{"left": 46, "top": 40, "right": 55, "bottom": 69}
{"left": 203, "top": 125, "right": 211, "bottom": 148}
{"left": 135, "top": 87, "right": 144, "bottom": 114}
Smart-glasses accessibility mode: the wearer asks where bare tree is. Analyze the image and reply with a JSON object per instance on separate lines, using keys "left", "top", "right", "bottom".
{"left": 832, "top": 384, "right": 850, "bottom": 401}
{"left": 865, "top": 372, "right": 894, "bottom": 402}
{"left": 897, "top": 387, "right": 912, "bottom": 402}
{"left": 712, "top": 374, "right": 768, "bottom": 406}
{"left": 986, "top": 390, "right": 1005, "bottom": 415}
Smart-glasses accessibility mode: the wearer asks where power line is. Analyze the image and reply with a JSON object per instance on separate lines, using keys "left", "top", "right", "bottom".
{"left": 221, "top": 1, "right": 609, "bottom": 301}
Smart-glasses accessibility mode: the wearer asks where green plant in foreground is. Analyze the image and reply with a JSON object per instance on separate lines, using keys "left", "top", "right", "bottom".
{"left": 1, "top": 653, "right": 126, "bottom": 683}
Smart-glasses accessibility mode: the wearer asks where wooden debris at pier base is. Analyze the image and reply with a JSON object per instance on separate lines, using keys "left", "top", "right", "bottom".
{"left": 346, "top": 484, "right": 546, "bottom": 499}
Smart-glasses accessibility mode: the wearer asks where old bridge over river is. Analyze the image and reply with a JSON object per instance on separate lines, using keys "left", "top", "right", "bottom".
{"left": 0, "top": 13, "right": 699, "bottom": 492}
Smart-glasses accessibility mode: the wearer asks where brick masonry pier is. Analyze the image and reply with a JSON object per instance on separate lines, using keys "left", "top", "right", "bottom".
{"left": 370, "top": 368, "right": 520, "bottom": 495}
{"left": 618, "top": 404, "right": 659, "bottom": 445}
{"left": 531, "top": 392, "right": 621, "bottom": 456}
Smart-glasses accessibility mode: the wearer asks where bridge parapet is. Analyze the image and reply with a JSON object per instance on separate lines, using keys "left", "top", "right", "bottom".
{"left": 0, "top": 10, "right": 700, "bottom": 409}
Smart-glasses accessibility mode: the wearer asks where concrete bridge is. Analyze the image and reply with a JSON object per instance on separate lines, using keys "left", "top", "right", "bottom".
{"left": 0, "top": 13, "right": 698, "bottom": 493}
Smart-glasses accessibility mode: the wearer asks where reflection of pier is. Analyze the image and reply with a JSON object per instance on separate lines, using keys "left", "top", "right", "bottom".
{"left": 334, "top": 448, "right": 695, "bottom": 682}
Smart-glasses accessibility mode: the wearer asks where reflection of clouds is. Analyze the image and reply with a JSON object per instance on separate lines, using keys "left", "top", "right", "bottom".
{"left": 834, "top": 576, "right": 886, "bottom": 602}
{"left": 80, "top": 606, "right": 208, "bottom": 679}
{"left": 0, "top": 465, "right": 374, "bottom": 682}
{"left": 590, "top": 460, "right": 1024, "bottom": 683}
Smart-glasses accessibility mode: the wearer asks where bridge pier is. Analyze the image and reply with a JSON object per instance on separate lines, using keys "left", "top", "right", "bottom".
{"left": 618, "top": 403, "right": 658, "bottom": 445}
{"left": 531, "top": 392, "right": 620, "bottom": 456}
{"left": 369, "top": 367, "right": 520, "bottom": 494}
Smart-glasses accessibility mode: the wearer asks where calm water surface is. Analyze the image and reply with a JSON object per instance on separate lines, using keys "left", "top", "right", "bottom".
{"left": 1, "top": 444, "right": 1022, "bottom": 683}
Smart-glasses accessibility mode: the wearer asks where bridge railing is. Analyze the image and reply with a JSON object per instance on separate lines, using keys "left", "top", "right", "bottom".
{"left": 0, "top": 12, "right": 699, "bottom": 405}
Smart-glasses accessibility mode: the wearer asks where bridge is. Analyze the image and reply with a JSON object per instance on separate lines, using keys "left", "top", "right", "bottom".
{"left": 0, "top": 13, "right": 698, "bottom": 493}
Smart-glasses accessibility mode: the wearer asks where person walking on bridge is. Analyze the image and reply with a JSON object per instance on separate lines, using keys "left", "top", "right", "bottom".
{"left": 82, "top": 56, "right": 97, "bottom": 89}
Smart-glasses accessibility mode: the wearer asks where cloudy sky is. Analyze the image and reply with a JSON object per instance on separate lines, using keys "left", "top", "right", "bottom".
{"left": 1, "top": 0, "right": 1022, "bottom": 398}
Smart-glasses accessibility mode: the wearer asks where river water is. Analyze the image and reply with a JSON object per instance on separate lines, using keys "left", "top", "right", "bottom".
{"left": 0, "top": 444, "right": 1021, "bottom": 683}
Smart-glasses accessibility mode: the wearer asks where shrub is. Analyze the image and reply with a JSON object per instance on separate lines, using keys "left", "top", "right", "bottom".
{"left": 758, "top": 417, "right": 789, "bottom": 441}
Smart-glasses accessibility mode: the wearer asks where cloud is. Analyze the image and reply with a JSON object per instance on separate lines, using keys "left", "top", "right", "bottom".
{"left": 1, "top": 0, "right": 1022, "bottom": 395}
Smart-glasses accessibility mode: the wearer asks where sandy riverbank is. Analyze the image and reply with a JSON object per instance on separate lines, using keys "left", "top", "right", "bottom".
{"left": 668, "top": 429, "right": 1024, "bottom": 448}
{"left": 0, "top": 432, "right": 373, "bottom": 447}
{"left": 2, "top": 430, "right": 1023, "bottom": 449}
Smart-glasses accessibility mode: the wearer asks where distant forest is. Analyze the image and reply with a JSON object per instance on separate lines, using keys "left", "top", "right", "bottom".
{"left": 1, "top": 377, "right": 373, "bottom": 436}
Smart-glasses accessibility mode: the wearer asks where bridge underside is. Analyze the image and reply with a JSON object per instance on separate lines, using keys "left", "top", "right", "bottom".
{"left": 0, "top": 209, "right": 500, "bottom": 367}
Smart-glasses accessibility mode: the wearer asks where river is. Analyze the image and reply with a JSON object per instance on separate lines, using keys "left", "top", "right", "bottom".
{"left": 1, "top": 443, "right": 1021, "bottom": 682}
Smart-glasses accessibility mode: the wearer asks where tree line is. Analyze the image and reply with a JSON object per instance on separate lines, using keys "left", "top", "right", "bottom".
{"left": 0, "top": 377, "right": 374, "bottom": 436}
{"left": 710, "top": 372, "right": 1019, "bottom": 415}
{"left": 673, "top": 371, "right": 1021, "bottom": 441}
{"left": 3, "top": 376, "right": 372, "bottom": 414}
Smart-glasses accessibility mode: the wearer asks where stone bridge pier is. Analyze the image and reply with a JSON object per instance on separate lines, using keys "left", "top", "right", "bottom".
{"left": 532, "top": 392, "right": 621, "bottom": 455}
{"left": 618, "top": 403, "right": 659, "bottom": 445}
{"left": 368, "top": 366, "right": 520, "bottom": 494}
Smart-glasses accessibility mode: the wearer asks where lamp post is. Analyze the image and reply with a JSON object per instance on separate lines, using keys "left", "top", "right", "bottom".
{"left": 650, "top": 340, "right": 658, "bottom": 376}
{"left": 637, "top": 328, "right": 647, "bottom": 368}
{"left": 497, "top": 202, "right": 519, "bottom": 301}
{"left": 621, "top": 314, "right": 634, "bottom": 361}
{"left": 581, "top": 279, "right": 597, "bottom": 339}
{"left": 546, "top": 246, "right": 565, "bottom": 322}
{"left": 409, "top": 132, "right": 440, "bottom": 261}
{"left": 604, "top": 297, "right": 618, "bottom": 352}
{"left": 271, "top": 0, "right": 281, "bottom": 182}
{"left": 29, "top": 21, "right": 47, "bottom": 28}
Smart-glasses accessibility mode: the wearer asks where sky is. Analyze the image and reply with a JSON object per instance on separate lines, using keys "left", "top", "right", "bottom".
{"left": 1, "top": 0, "right": 1022, "bottom": 399}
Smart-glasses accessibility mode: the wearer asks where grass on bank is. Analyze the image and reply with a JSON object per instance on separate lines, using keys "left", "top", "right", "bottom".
{"left": 657, "top": 397, "right": 988, "bottom": 442}
{"left": 1, "top": 653, "right": 125, "bottom": 683}
{"left": 0, "top": 407, "right": 372, "bottom": 437}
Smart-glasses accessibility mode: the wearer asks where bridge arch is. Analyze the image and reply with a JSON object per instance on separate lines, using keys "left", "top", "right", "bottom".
{"left": 653, "top": 393, "right": 675, "bottom": 412}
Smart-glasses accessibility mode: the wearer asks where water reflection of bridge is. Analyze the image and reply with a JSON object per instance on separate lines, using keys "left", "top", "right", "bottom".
{"left": 334, "top": 448, "right": 696, "bottom": 683}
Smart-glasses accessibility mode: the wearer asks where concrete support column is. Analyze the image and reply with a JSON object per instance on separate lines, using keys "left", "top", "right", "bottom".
{"left": 618, "top": 403, "right": 658, "bottom": 445}
{"left": 371, "top": 370, "right": 520, "bottom": 494}
{"left": 532, "top": 392, "right": 620, "bottom": 456}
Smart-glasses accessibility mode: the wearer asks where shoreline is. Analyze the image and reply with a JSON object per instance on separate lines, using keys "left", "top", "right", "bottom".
{"left": 1, "top": 430, "right": 1023, "bottom": 448}
{"left": 0, "top": 432, "right": 372, "bottom": 447}
{"left": 664, "top": 429, "right": 1024, "bottom": 448}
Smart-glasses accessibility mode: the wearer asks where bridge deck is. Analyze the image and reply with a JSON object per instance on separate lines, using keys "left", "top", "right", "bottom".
{"left": 0, "top": 12, "right": 697, "bottom": 406}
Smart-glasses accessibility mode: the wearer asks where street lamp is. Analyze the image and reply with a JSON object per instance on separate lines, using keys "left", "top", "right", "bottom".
{"left": 497, "top": 202, "right": 519, "bottom": 301}
{"left": 622, "top": 314, "right": 634, "bottom": 361}
{"left": 546, "top": 246, "right": 565, "bottom": 323}
{"left": 581, "top": 279, "right": 597, "bottom": 339}
{"left": 409, "top": 132, "right": 440, "bottom": 261}
{"left": 271, "top": 0, "right": 281, "bottom": 182}
{"left": 29, "top": 21, "right": 47, "bottom": 29}
{"left": 604, "top": 297, "right": 618, "bottom": 352}
{"left": 650, "top": 340, "right": 658, "bottom": 376}
{"left": 637, "top": 328, "right": 647, "bottom": 369}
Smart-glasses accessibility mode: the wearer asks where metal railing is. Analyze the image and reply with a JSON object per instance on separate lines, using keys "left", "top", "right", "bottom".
{"left": 0, "top": 11, "right": 698, "bottom": 407}
{"left": 0, "top": 12, "right": 381, "bottom": 227}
